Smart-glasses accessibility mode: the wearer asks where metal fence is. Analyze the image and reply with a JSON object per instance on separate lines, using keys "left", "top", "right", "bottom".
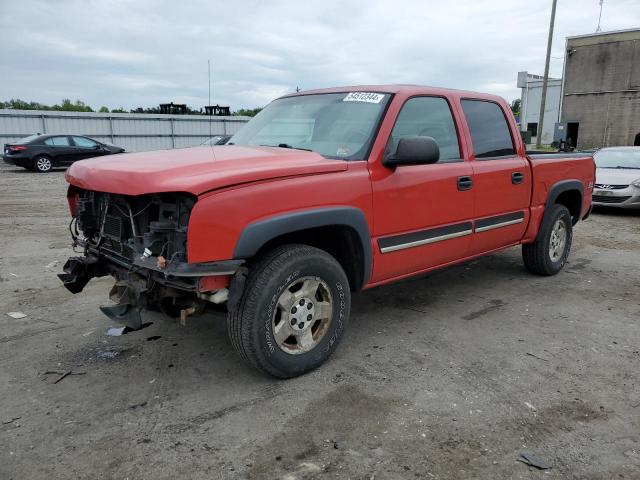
{"left": 0, "top": 109, "right": 250, "bottom": 152}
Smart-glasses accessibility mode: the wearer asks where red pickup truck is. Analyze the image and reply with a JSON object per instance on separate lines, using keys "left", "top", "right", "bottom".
{"left": 59, "top": 85, "right": 595, "bottom": 378}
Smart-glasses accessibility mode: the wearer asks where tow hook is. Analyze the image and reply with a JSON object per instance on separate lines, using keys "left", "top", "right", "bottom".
{"left": 99, "top": 281, "right": 148, "bottom": 330}
{"left": 58, "top": 256, "right": 106, "bottom": 294}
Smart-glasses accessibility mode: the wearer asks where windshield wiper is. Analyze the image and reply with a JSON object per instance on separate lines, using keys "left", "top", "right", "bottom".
{"left": 609, "top": 165, "right": 640, "bottom": 169}
{"left": 260, "top": 143, "right": 312, "bottom": 152}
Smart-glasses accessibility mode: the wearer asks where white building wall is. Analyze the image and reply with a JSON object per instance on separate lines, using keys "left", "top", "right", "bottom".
{"left": 519, "top": 75, "right": 562, "bottom": 145}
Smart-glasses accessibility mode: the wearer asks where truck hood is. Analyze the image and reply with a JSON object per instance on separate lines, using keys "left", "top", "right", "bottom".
{"left": 595, "top": 167, "right": 640, "bottom": 185}
{"left": 66, "top": 146, "right": 348, "bottom": 196}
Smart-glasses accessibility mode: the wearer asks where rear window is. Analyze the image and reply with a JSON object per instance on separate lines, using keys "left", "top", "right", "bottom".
{"left": 461, "top": 100, "right": 515, "bottom": 159}
{"left": 15, "top": 134, "right": 40, "bottom": 144}
{"left": 44, "top": 136, "right": 70, "bottom": 146}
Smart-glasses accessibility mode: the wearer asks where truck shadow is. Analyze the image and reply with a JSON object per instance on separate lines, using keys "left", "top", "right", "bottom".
{"left": 66, "top": 250, "right": 538, "bottom": 385}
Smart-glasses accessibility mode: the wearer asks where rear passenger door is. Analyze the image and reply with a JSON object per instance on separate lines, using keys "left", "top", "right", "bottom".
{"left": 43, "top": 136, "right": 75, "bottom": 164}
{"left": 460, "top": 100, "right": 531, "bottom": 255}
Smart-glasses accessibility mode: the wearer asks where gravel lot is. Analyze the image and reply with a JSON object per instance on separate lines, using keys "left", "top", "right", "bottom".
{"left": 1, "top": 163, "right": 639, "bottom": 480}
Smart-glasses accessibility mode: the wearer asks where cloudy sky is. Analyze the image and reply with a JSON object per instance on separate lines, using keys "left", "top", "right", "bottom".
{"left": 1, "top": 0, "right": 639, "bottom": 111}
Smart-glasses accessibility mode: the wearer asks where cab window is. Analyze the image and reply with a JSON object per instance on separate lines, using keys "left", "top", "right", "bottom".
{"left": 461, "top": 100, "right": 515, "bottom": 159}
{"left": 389, "top": 97, "right": 461, "bottom": 162}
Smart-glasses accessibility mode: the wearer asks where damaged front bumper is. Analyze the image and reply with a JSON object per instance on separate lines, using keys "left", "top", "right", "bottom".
{"left": 58, "top": 251, "right": 245, "bottom": 329}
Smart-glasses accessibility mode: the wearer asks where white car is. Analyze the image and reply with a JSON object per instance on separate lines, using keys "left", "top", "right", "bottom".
{"left": 592, "top": 147, "right": 640, "bottom": 209}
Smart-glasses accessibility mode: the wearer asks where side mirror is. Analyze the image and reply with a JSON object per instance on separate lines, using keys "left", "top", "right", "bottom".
{"left": 383, "top": 136, "right": 440, "bottom": 167}
{"left": 93, "top": 144, "right": 102, "bottom": 150}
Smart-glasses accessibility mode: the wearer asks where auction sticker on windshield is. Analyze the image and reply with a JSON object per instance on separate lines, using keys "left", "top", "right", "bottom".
{"left": 343, "top": 92, "right": 385, "bottom": 103}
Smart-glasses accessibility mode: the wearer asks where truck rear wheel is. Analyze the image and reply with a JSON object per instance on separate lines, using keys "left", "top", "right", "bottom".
{"left": 522, "top": 204, "right": 573, "bottom": 276}
{"left": 227, "top": 244, "right": 351, "bottom": 378}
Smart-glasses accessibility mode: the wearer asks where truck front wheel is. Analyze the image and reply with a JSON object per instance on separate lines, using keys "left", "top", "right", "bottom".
{"left": 227, "top": 245, "right": 351, "bottom": 378}
{"left": 522, "top": 204, "right": 573, "bottom": 275}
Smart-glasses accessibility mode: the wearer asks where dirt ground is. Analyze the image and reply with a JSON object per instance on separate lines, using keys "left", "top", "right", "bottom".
{"left": 1, "top": 163, "right": 639, "bottom": 480}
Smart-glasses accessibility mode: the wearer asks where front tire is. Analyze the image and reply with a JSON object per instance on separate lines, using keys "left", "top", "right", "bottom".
{"left": 522, "top": 204, "right": 573, "bottom": 275}
{"left": 228, "top": 245, "right": 351, "bottom": 378}
{"left": 33, "top": 156, "right": 53, "bottom": 173}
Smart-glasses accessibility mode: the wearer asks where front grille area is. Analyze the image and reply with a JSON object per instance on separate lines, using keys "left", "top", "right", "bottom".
{"left": 594, "top": 184, "right": 628, "bottom": 190}
{"left": 592, "top": 195, "right": 631, "bottom": 204}
{"left": 75, "top": 191, "right": 195, "bottom": 264}
{"left": 103, "top": 214, "right": 123, "bottom": 240}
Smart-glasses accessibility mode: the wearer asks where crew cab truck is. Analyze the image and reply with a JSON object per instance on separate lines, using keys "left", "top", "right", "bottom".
{"left": 58, "top": 85, "right": 595, "bottom": 378}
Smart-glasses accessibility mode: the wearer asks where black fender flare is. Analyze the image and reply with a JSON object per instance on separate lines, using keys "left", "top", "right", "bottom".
{"left": 233, "top": 206, "right": 372, "bottom": 289}
{"left": 545, "top": 179, "right": 584, "bottom": 224}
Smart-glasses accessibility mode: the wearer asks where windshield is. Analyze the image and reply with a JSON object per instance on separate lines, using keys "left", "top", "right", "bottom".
{"left": 230, "top": 92, "right": 391, "bottom": 160}
{"left": 594, "top": 149, "right": 640, "bottom": 169}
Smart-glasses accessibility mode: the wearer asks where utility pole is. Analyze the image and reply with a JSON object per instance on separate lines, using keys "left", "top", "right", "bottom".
{"left": 596, "top": 0, "right": 604, "bottom": 32}
{"left": 536, "top": 0, "right": 558, "bottom": 149}
{"left": 208, "top": 59, "right": 212, "bottom": 138}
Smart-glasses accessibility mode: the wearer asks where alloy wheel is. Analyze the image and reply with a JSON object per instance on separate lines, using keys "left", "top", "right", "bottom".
{"left": 271, "top": 276, "right": 333, "bottom": 355}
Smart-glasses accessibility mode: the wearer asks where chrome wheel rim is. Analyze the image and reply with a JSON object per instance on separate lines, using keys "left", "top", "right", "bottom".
{"left": 549, "top": 219, "right": 567, "bottom": 262}
{"left": 271, "top": 276, "right": 333, "bottom": 355}
{"left": 36, "top": 157, "right": 52, "bottom": 171}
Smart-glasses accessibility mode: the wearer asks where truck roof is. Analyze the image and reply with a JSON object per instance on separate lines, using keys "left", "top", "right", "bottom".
{"left": 281, "top": 84, "right": 506, "bottom": 103}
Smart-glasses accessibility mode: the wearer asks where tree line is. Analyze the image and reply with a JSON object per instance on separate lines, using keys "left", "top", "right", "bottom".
{"left": 0, "top": 99, "right": 262, "bottom": 116}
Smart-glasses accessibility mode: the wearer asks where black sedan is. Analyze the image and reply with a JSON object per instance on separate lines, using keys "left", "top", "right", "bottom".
{"left": 3, "top": 134, "right": 125, "bottom": 173}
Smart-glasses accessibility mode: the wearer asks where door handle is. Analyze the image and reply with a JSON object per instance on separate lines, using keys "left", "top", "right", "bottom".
{"left": 457, "top": 176, "right": 473, "bottom": 191}
{"left": 511, "top": 172, "right": 524, "bottom": 184}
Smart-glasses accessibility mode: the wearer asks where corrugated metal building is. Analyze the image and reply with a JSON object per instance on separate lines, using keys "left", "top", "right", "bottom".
{"left": 560, "top": 28, "right": 640, "bottom": 149}
{"left": 0, "top": 110, "right": 250, "bottom": 152}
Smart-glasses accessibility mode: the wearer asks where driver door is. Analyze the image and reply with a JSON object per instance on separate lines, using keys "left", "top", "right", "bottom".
{"left": 370, "top": 96, "right": 474, "bottom": 283}
{"left": 70, "top": 136, "right": 104, "bottom": 163}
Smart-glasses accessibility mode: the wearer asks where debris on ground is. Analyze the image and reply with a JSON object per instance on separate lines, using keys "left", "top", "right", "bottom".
{"left": 7, "top": 312, "right": 27, "bottom": 319}
{"left": 43, "top": 370, "right": 87, "bottom": 384}
{"left": 106, "top": 326, "right": 129, "bottom": 336}
{"left": 96, "top": 349, "right": 121, "bottom": 360}
{"left": 525, "top": 352, "right": 550, "bottom": 362}
{"left": 524, "top": 402, "right": 537, "bottom": 411}
{"left": 106, "top": 323, "right": 153, "bottom": 337}
{"left": 518, "top": 452, "right": 552, "bottom": 470}
{"left": 147, "top": 336, "right": 162, "bottom": 341}
{"left": 81, "top": 330, "right": 96, "bottom": 337}
{"left": 2, "top": 416, "right": 21, "bottom": 425}
{"left": 128, "top": 401, "right": 148, "bottom": 410}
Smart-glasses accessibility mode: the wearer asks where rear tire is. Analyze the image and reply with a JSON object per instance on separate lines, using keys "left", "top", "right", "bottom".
{"left": 522, "top": 204, "right": 573, "bottom": 275}
{"left": 33, "top": 156, "right": 53, "bottom": 173}
{"left": 227, "top": 245, "right": 351, "bottom": 378}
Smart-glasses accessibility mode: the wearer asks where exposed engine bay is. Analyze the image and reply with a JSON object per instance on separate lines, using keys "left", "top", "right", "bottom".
{"left": 59, "top": 189, "right": 241, "bottom": 330}
{"left": 72, "top": 190, "right": 194, "bottom": 265}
